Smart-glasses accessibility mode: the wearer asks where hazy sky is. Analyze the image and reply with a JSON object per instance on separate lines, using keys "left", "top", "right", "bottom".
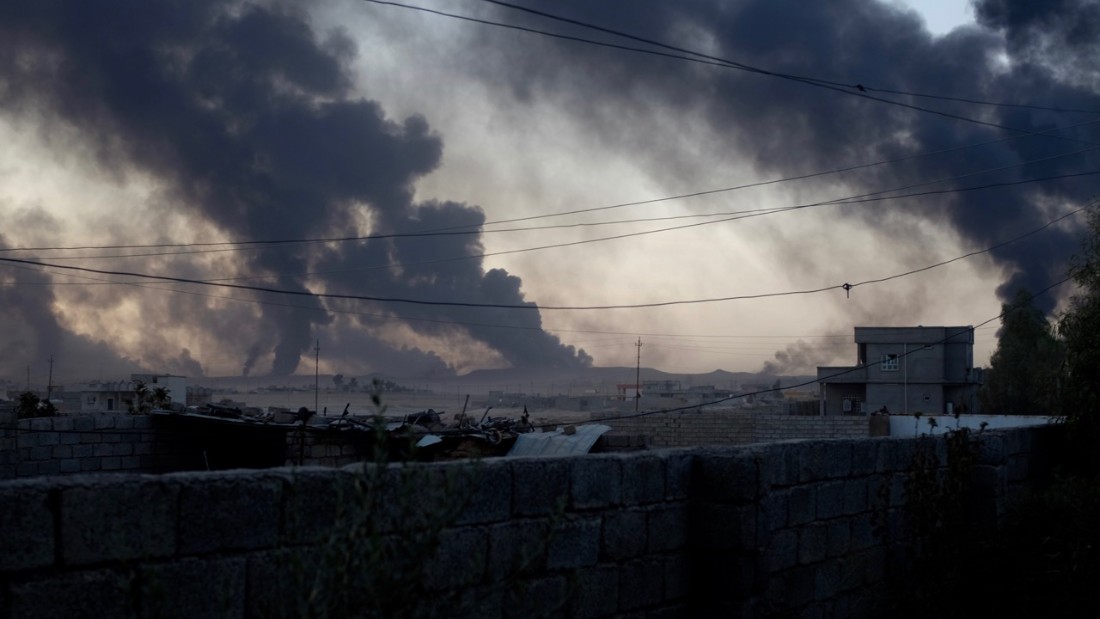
{"left": 2, "top": 0, "right": 1098, "bottom": 382}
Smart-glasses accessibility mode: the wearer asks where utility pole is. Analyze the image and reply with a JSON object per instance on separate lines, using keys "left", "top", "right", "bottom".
{"left": 314, "top": 340, "right": 320, "bottom": 415}
{"left": 26, "top": 365, "right": 30, "bottom": 391}
{"left": 46, "top": 355, "right": 54, "bottom": 402}
{"left": 635, "top": 338, "right": 643, "bottom": 412}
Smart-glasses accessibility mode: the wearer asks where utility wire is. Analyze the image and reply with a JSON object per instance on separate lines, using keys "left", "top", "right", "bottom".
{"left": 12, "top": 166, "right": 1096, "bottom": 286}
{"left": 13, "top": 141, "right": 1100, "bottom": 265}
{"left": 477, "top": 0, "right": 1100, "bottom": 116}
{"left": 569, "top": 275, "right": 1074, "bottom": 427}
{"left": 202, "top": 168, "right": 1100, "bottom": 282}
{"left": 362, "top": 0, "right": 1100, "bottom": 147}
{"left": 2, "top": 199, "right": 1088, "bottom": 310}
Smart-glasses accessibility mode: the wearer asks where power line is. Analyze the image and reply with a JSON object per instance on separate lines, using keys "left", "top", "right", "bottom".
{"left": 477, "top": 0, "right": 1100, "bottom": 116}
{"left": 204, "top": 168, "right": 1100, "bottom": 281}
{"left": 10, "top": 165, "right": 1093, "bottom": 290}
{"left": 570, "top": 275, "right": 1074, "bottom": 427}
{"left": 1, "top": 200, "right": 1087, "bottom": 310}
{"left": 13, "top": 140, "right": 1099, "bottom": 266}
{"left": 362, "top": 0, "right": 1100, "bottom": 147}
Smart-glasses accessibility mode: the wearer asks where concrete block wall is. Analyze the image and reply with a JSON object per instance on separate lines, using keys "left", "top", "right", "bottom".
{"left": 600, "top": 409, "right": 870, "bottom": 447}
{"left": 0, "top": 415, "right": 160, "bottom": 479}
{"left": 0, "top": 425, "right": 1061, "bottom": 619}
{"left": 0, "top": 415, "right": 226, "bottom": 480}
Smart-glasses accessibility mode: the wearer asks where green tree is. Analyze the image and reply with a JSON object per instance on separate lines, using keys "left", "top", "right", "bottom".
{"left": 980, "top": 289, "right": 1064, "bottom": 414}
{"left": 128, "top": 380, "right": 172, "bottom": 414}
{"left": 1059, "top": 208, "right": 1100, "bottom": 473}
{"left": 15, "top": 391, "right": 56, "bottom": 418}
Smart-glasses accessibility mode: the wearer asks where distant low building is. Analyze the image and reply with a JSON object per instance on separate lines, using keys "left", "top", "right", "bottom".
{"left": 817, "top": 326, "right": 982, "bottom": 416}
{"left": 76, "top": 374, "right": 189, "bottom": 413}
{"left": 75, "top": 380, "right": 133, "bottom": 413}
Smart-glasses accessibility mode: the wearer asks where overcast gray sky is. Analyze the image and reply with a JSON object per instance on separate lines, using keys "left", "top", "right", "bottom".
{"left": 2, "top": 0, "right": 1097, "bottom": 382}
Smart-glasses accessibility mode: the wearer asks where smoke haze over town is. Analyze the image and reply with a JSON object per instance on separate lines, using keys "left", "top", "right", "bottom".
{"left": 2, "top": 0, "right": 1100, "bottom": 384}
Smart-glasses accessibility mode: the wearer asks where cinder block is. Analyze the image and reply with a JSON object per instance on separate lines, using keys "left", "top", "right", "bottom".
{"left": 503, "top": 574, "right": 566, "bottom": 619}
{"left": 176, "top": 473, "right": 282, "bottom": 554}
{"left": 51, "top": 445, "right": 72, "bottom": 459}
{"left": 816, "top": 482, "right": 845, "bottom": 519}
{"left": 37, "top": 432, "right": 60, "bottom": 447}
{"left": 823, "top": 442, "right": 853, "bottom": 479}
{"left": 59, "top": 477, "right": 177, "bottom": 565}
{"left": 73, "top": 417, "right": 95, "bottom": 432}
{"left": 602, "top": 508, "right": 647, "bottom": 560}
{"left": 762, "top": 528, "right": 798, "bottom": 572}
{"left": 37, "top": 460, "right": 61, "bottom": 476}
{"left": 849, "top": 513, "right": 876, "bottom": 550}
{"left": 827, "top": 519, "right": 851, "bottom": 557}
{"left": 0, "top": 482, "right": 55, "bottom": 570}
{"left": 759, "top": 490, "right": 789, "bottom": 534}
{"left": 850, "top": 441, "right": 878, "bottom": 476}
{"left": 59, "top": 459, "right": 81, "bottom": 474}
{"left": 245, "top": 548, "right": 313, "bottom": 619}
{"left": 842, "top": 479, "right": 867, "bottom": 515}
{"left": 487, "top": 519, "right": 550, "bottom": 579}
{"left": 16, "top": 462, "right": 39, "bottom": 477}
{"left": 30, "top": 418, "right": 53, "bottom": 431}
{"left": 787, "top": 484, "right": 816, "bottom": 526}
{"left": 569, "top": 565, "right": 619, "bottom": 619}
{"left": 618, "top": 558, "right": 665, "bottom": 611}
{"left": 101, "top": 457, "right": 122, "bottom": 470}
{"left": 511, "top": 459, "right": 568, "bottom": 517}
{"left": 52, "top": 418, "right": 74, "bottom": 432}
{"left": 570, "top": 455, "right": 622, "bottom": 510}
{"left": 8, "top": 568, "right": 134, "bottom": 619}
{"left": 799, "top": 522, "right": 828, "bottom": 564}
{"left": 425, "top": 526, "right": 489, "bottom": 590}
{"left": 546, "top": 517, "right": 601, "bottom": 569}
{"left": 71, "top": 444, "right": 93, "bottom": 458}
{"left": 757, "top": 444, "right": 800, "bottom": 489}
{"left": 621, "top": 454, "right": 666, "bottom": 505}
{"left": 30, "top": 446, "right": 53, "bottom": 461}
{"left": 94, "top": 416, "right": 115, "bottom": 430}
{"left": 141, "top": 557, "right": 245, "bottom": 619}
{"left": 814, "top": 558, "right": 842, "bottom": 601}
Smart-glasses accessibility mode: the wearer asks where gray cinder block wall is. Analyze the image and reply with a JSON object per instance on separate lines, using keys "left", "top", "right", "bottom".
{"left": 600, "top": 409, "right": 870, "bottom": 447}
{"left": 0, "top": 415, "right": 203, "bottom": 479}
{"left": 0, "top": 425, "right": 1060, "bottom": 618}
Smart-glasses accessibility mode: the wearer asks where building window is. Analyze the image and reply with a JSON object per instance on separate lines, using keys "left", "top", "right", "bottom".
{"left": 880, "top": 353, "right": 899, "bottom": 372}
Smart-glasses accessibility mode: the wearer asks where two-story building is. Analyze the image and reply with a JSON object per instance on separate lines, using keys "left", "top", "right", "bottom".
{"left": 816, "top": 326, "right": 982, "bottom": 416}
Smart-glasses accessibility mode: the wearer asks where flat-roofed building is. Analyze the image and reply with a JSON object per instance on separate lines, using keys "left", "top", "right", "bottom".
{"left": 817, "top": 326, "right": 982, "bottom": 416}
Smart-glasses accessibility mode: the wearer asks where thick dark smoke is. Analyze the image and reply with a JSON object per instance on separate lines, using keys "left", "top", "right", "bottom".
{"left": 0, "top": 0, "right": 591, "bottom": 377}
{"left": 762, "top": 339, "right": 848, "bottom": 376}
{"left": 462, "top": 0, "right": 1100, "bottom": 315}
{"left": 0, "top": 228, "right": 143, "bottom": 381}
{"left": 4, "top": 0, "right": 1099, "bottom": 379}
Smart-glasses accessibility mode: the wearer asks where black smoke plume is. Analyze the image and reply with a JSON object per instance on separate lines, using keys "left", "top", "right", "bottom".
{"left": 0, "top": 0, "right": 591, "bottom": 377}
{"left": 462, "top": 0, "right": 1100, "bottom": 313}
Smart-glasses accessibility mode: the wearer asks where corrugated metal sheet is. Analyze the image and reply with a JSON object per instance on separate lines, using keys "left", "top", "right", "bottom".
{"left": 506, "top": 424, "right": 611, "bottom": 457}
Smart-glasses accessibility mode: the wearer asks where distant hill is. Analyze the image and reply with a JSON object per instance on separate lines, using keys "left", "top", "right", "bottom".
{"left": 193, "top": 367, "right": 818, "bottom": 395}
